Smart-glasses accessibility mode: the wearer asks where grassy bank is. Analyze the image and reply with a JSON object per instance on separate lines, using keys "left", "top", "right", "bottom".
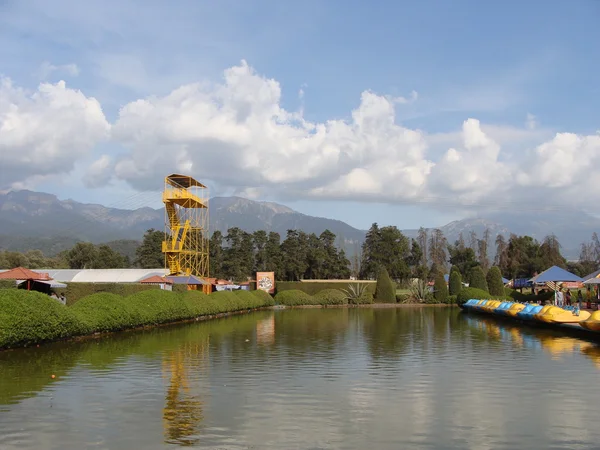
{"left": 0, "top": 289, "right": 274, "bottom": 350}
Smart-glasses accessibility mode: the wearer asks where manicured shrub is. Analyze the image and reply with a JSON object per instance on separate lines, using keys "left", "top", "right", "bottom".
{"left": 276, "top": 281, "right": 376, "bottom": 296}
{"left": 0, "top": 289, "right": 84, "bottom": 349}
{"left": 0, "top": 280, "right": 16, "bottom": 290}
{"left": 486, "top": 266, "right": 505, "bottom": 296}
{"left": 71, "top": 293, "right": 142, "bottom": 333}
{"left": 469, "top": 266, "right": 488, "bottom": 292}
{"left": 374, "top": 267, "right": 396, "bottom": 303}
{"left": 0, "top": 285, "right": 277, "bottom": 350}
{"left": 447, "top": 295, "right": 457, "bottom": 304}
{"left": 434, "top": 271, "right": 449, "bottom": 303}
{"left": 274, "top": 289, "right": 318, "bottom": 306}
{"left": 65, "top": 283, "right": 160, "bottom": 305}
{"left": 252, "top": 289, "right": 275, "bottom": 305}
{"left": 314, "top": 289, "right": 348, "bottom": 305}
{"left": 449, "top": 270, "right": 462, "bottom": 296}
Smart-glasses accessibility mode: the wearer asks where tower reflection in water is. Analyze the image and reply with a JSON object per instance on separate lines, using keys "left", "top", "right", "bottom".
{"left": 162, "top": 334, "right": 209, "bottom": 446}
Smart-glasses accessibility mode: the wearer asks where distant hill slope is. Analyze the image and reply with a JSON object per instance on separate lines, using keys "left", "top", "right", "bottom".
{"left": 0, "top": 190, "right": 596, "bottom": 259}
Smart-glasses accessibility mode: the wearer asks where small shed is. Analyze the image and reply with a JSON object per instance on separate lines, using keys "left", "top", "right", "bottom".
{"left": 0, "top": 267, "right": 53, "bottom": 291}
{"left": 166, "top": 275, "right": 212, "bottom": 294}
{"left": 140, "top": 275, "right": 173, "bottom": 291}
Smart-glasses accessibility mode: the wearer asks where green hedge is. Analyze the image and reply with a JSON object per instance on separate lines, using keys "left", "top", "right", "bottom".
{"left": 276, "top": 281, "right": 376, "bottom": 296}
{"left": 508, "top": 289, "right": 555, "bottom": 303}
{"left": 274, "top": 289, "right": 319, "bottom": 306}
{"left": 65, "top": 283, "right": 160, "bottom": 306}
{"left": 314, "top": 289, "right": 348, "bottom": 305}
{"left": 0, "top": 280, "right": 16, "bottom": 290}
{"left": 0, "top": 287, "right": 275, "bottom": 350}
{"left": 0, "top": 290, "right": 85, "bottom": 348}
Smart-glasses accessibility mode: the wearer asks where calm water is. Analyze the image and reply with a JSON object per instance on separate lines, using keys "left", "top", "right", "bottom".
{"left": 2, "top": 307, "right": 600, "bottom": 449}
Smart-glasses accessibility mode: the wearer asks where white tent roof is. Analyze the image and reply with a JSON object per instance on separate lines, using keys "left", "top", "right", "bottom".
{"left": 0, "top": 268, "right": 170, "bottom": 283}
{"left": 45, "top": 269, "right": 170, "bottom": 283}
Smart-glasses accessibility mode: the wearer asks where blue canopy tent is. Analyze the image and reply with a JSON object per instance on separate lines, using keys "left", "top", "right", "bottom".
{"left": 529, "top": 266, "right": 583, "bottom": 305}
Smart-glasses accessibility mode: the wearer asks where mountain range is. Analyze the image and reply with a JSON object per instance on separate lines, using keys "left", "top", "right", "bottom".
{"left": 0, "top": 189, "right": 596, "bottom": 259}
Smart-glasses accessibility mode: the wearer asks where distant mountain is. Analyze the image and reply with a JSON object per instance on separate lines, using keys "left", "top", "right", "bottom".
{"left": 0, "top": 191, "right": 365, "bottom": 255}
{"left": 0, "top": 190, "right": 597, "bottom": 259}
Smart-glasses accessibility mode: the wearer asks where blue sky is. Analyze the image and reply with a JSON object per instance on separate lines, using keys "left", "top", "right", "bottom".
{"left": 0, "top": 0, "right": 599, "bottom": 230}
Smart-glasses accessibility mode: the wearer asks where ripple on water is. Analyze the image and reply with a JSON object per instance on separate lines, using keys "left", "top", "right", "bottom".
{"left": 2, "top": 309, "right": 600, "bottom": 449}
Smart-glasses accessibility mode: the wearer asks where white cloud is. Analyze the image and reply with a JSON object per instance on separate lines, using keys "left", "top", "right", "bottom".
{"left": 38, "top": 61, "right": 80, "bottom": 79}
{"left": 526, "top": 112, "right": 537, "bottom": 130}
{"left": 1, "top": 60, "right": 599, "bottom": 214}
{"left": 0, "top": 77, "right": 110, "bottom": 189}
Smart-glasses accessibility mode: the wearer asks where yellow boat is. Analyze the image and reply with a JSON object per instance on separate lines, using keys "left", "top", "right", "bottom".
{"left": 580, "top": 311, "right": 600, "bottom": 332}
{"left": 533, "top": 304, "right": 554, "bottom": 321}
{"left": 505, "top": 303, "right": 526, "bottom": 317}
{"left": 482, "top": 300, "right": 501, "bottom": 313}
{"left": 538, "top": 307, "right": 591, "bottom": 324}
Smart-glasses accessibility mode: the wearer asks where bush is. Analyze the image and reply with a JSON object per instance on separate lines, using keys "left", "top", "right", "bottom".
{"left": 314, "top": 289, "right": 348, "bottom": 305}
{"left": 71, "top": 293, "right": 142, "bottom": 333}
{"left": 434, "top": 271, "right": 448, "bottom": 303}
{"left": 469, "top": 266, "right": 488, "bottom": 292}
{"left": 0, "top": 280, "right": 16, "bottom": 290}
{"left": 396, "top": 293, "right": 411, "bottom": 303}
{"left": 0, "top": 290, "right": 84, "bottom": 349}
{"left": 449, "top": 271, "right": 462, "bottom": 296}
{"left": 374, "top": 267, "right": 396, "bottom": 303}
{"left": 0, "top": 286, "right": 276, "bottom": 350}
{"left": 65, "top": 283, "right": 160, "bottom": 305}
{"left": 276, "top": 281, "right": 376, "bottom": 296}
{"left": 274, "top": 289, "right": 318, "bottom": 306}
{"left": 447, "top": 295, "right": 457, "bottom": 304}
{"left": 251, "top": 289, "right": 275, "bottom": 306}
{"left": 486, "top": 266, "right": 505, "bottom": 296}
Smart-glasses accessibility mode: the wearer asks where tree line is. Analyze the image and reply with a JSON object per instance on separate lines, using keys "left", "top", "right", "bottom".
{"left": 3, "top": 225, "right": 600, "bottom": 283}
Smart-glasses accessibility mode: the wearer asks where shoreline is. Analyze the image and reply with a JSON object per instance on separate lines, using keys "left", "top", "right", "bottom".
{"left": 0, "top": 302, "right": 456, "bottom": 353}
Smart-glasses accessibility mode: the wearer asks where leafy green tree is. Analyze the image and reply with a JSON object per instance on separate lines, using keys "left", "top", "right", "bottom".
{"left": 538, "top": 234, "right": 566, "bottom": 269}
{"left": 209, "top": 230, "right": 224, "bottom": 278}
{"left": 281, "top": 230, "right": 309, "bottom": 281}
{"left": 265, "top": 232, "right": 284, "bottom": 276}
{"left": 95, "top": 244, "right": 128, "bottom": 268}
{"left": 252, "top": 230, "right": 268, "bottom": 272}
{"left": 374, "top": 266, "right": 396, "bottom": 303}
{"left": 449, "top": 269, "right": 462, "bottom": 296}
{"left": 469, "top": 266, "right": 488, "bottom": 292}
{"left": 360, "top": 223, "right": 411, "bottom": 280}
{"left": 486, "top": 266, "right": 504, "bottom": 296}
{"left": 66, "top": 242, "right": 99, "bottom": 269}
{"left": 448, "top": 244, "right": 479, "bottom": 278}
{"left": 434, "top": 270, "right": 448, "bottom": 303}
{"left": 135, "top": 229, "right": 164, "bottom": 269}
{"left": 222, "top": 227, "right": 254, "bottom": 281}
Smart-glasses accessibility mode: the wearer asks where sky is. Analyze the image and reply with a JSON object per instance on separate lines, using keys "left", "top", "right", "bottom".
{"left": 0, "top": 0, "right": 599, "bottom": 230}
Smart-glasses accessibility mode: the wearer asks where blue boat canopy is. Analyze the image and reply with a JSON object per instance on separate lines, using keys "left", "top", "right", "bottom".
{"left": 529, "top": 265, "right": 582, "bottom": 284}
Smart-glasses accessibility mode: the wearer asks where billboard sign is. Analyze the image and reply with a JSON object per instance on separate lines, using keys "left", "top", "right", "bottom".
{"left": 256, "top": 272, "right": 275, "bottom": 294}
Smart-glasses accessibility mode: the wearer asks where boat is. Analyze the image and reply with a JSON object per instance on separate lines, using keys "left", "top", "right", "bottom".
{"left": 580, "top": 311, "right": 600, "bottom": 332}
{"left": 533, "top": 305, "right": 555, "bottom": 321}
{"left": 505, "top": 303, "right": 526, "bottom": 317}
{"left": 536, "top": 306, "right": 591, "bottom": 324}
{"left": 516, "top": 304, "right": 543, "bottom": 320}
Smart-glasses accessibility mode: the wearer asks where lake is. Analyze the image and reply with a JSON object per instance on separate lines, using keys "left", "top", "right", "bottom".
{"left": 1, "top": 307, "right": 600, "bottom": 449}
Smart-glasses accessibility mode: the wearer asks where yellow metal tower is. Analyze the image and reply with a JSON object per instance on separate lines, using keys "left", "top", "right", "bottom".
{"left": 162, "top": 174, "right": 209, "bottom": 279}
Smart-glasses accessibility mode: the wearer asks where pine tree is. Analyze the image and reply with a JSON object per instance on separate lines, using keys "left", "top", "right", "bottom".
{"left": 374, "top": 266, "right": 396, "bottom": 303}
{"left": 469, "top": 266, "right": 489, "bottom": 292}
{"left": 434, "top": 271, "right": 449, "bottom": 303}
{"left": 486, "top": 266, "right": 504, "bottom": 296}
{"left": 449, "top": 269, "right": 462, "bottom": 296}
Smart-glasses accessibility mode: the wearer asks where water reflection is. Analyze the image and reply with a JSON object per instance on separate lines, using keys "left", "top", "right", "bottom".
{"left": 162, "top": 335, "right": 209, "bottom": 446}
{"left": 462, "top": 314, "right": 600, "bottom": 368}
{"left": 2, "top": 308, "right": 600, "bottom": 449}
